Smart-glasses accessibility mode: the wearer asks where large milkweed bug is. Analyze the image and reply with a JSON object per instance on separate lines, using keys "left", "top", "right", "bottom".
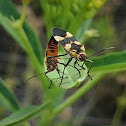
{"left": 25, "top": 36, "right": 80, "bottom": 88}
{"left": 49, "top": 27, "right": 115, "bottom": 86}
{"left": 25, "top": 36, "right": 63, "bottom": 88}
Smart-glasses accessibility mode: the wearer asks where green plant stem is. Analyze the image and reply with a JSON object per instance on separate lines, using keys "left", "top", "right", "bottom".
{"left": 9, "top": 0, "right": 48, "bottom": 89}
{"left": 51, "top": 73, "right": 106, "bottom": 119}
{"left": 18, "top": 29, "right": 42, "bottom": 71}
{"left": 112, "top": 88, "right": 126, "bottom": 126}
{"left": 18, "top": 4, "right": 26, "bottom": 27}
{"left": 13, "top": 3, "right": 26, "bottom": 28}
{"left": 6, "top": 0, "right": 43, "bottom": 77}
{"left": 13, "top": 25, "right": 48, "bottom": 89}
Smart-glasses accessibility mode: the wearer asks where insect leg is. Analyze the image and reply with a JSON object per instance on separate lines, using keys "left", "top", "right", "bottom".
{"left": 48, "top": 59, "right": 68, "bottom": 79}
{"left": 56, "top": 61, "right": 65, "bottom": 66}
{"left": 45, "top": 71, "right": 52, "bottom": 89}
{"left": 56, "top": 67, "right": 62, "bottom": 78}
{"left": 25, "top": 71, "right": 50, "bottom": 82}
{"left": 44, "top": 71, "right": 54, "bottom": 89}
{"left": 73, "top": 60, "right": 81, "bottom": 77}
{"left": 59, "top": 57, "right": 71, "bottom": 59}
{"left": 86, "top": 59, "right": 93, "bottom": 80}
{"left": 81, "top": 62, "right": 85, "bottom": 68}
{"left": 25, "top": 70, "right": 53, "bottom": 89}
{"left": 56, "top": 60, "right": 81, "bottom": 77}
{"left": 76, "top": 62, "right": 86, "bottom": 70}
{"left": 47, "top": 53, "right": 68, "bottom": 60}
{"left": 48, "top": 57, "right": 66, "bottom": 78}
{"left": 56, "top": 61, "right": 79, "bottom": 78}
{"left": 59, "top": 57, "right": 73, "bottom": 87}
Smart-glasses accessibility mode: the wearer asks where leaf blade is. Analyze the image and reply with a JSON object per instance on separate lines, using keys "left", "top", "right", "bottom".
{"left": 0, "top": 78, "right": 20, "bottom": 111}
{"left": 0, "top": 101, "right": 50, "bottom": 126}
{"left": 0, "top": 0, "right": 43, "bottom": 64}
{"left": 45, "top": 58, "right": 87, "bottom": 89}
{"left": 88, "top": 50, "right": 126, "bottom": 73}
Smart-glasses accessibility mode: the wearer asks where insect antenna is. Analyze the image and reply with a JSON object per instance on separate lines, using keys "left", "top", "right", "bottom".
{"left": 25, "top": 71, "right": 48, "bottom": 82}
{"left": 87, "top": 47, "right": 115, "bottom": 59}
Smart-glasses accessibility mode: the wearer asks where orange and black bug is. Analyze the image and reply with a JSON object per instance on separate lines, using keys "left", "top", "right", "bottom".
{"left": 25, "top": 36, "right": 62, "bottom": 88}
{"left": 49, "top": 27, "right": 114, "bottom": 86}
{"left": 25, "top": 35, "right": 80, "bottom": 88}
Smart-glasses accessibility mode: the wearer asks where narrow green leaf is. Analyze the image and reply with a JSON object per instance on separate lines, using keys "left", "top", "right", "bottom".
{"left": 87, "top": 50, "right": 126, "bottom": 73}
{"left": 0, "top": 13, "right": 44, "bottom": 76}
{"left": 0, "top": 0, "right": 43, "bottom": 64}
{"left": 0, "top": 13, "right": 24, "bottom": 48}
{"left": 0, "top": 101, "right": 50, "bottom": 126}
{"left": 0, "top": 78, "right": 20, "bottom": 111}
{"left": 0, "top": 8, "right": 47, "bottom": 89}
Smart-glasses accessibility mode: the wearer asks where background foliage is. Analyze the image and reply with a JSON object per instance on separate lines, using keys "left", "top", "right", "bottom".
{"left": 0, "top": 0, "right": 126, "bottom": 126}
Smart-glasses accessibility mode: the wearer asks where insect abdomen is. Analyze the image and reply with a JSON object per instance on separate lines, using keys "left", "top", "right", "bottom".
{"left": 46, "top": 36, "right": 58, "bottom": 55}
{"left": 45, "top": 36, "right": 58, "bottom": 66}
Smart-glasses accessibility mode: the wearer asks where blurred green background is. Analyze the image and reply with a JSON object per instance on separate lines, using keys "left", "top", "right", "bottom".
{"left": 0, "top": 0, "right": 126, "bottom": 126}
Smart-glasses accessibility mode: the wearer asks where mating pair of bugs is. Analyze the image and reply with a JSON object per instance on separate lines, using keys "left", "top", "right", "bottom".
{"left": 26, "top": 28, "right": 114, "bottom": 88}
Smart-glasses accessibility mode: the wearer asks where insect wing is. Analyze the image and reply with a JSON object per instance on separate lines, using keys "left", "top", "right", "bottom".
{"left": 46, "top": 36, "right": 59, "bottom": 57}
{"left": 51, "top": 28, "right": 85, "bottom": 55}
